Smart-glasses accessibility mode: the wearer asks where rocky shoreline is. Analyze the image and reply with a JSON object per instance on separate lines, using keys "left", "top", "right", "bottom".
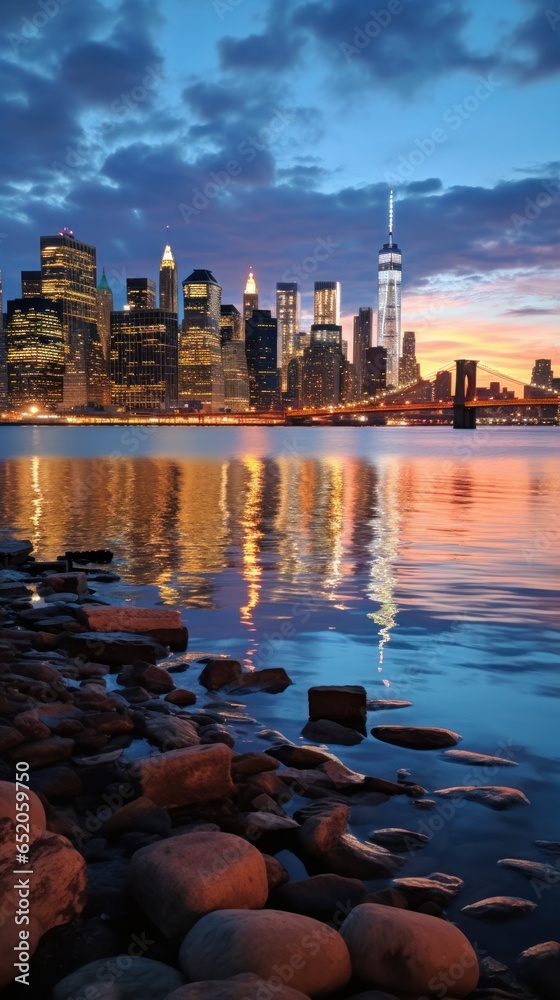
{"left": 0, "top": 540, "right": 557, "bottom": 1000}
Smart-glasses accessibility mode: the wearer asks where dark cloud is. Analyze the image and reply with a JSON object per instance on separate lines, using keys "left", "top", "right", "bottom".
{"left": 506, "top": 0, "right": 560, "bottom": 81}
{"left": 505, "top": 307, "right": 559, "bottom": 316}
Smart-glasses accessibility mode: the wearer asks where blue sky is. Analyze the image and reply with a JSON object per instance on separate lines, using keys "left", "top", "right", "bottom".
{"left": 0, "top": 0, "right": 559, "bottom": 375}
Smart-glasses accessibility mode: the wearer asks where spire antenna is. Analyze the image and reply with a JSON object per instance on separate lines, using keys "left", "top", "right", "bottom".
{"left": 389, "top": 189, "right": 394, "bottom": 247}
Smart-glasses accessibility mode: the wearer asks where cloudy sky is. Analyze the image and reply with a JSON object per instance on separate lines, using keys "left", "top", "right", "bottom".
{"left": 0, "top": 0, "right": 559, "bottom": 377}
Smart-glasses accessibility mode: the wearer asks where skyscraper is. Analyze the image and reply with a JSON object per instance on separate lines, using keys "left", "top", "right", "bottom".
{"left": 220, "top": 304, "right": 244, "bottom": 345}
{"left": 110, "top": 308, "right": 178, "bottom": 411}
{"left": 21, "top": 271, "right": 42, "bottom": 297}
{"left": 96, "top": 269, "right": 113, "bottom": 363}
{"left": 531, "top": 359, "right": 553, "bottom": 389}
{"left": 277, "top": 281, "right": 300, "bottom": 391}
{"left": 314, "top": 281, "right": 341, "bottom": 326}
{"left": 127, "top": 278, "right": 156, "bottom": 310}
{"left": 434, "top": 369, "right": 453, "bottom": 401}
{"left": 301, "top": 343, "right": 341, "bottom": 408}
{"left": 0, "top": 270, "right": 6, "bottom": 410}
{"left": 180, "top": 269, "right": 224, "bottom": 411}
{"left": 159, "top": 244, "right": 178, "bottom": 315}
{"left": 222, "top": 340, "right": 250, "bottom": 411}
{"left": 399, "top": 330, "right": 420, "bottom": 385}
{"left": 245, "top": 309, "right": 279, "bottom": 410}
{"left": 40, "top": 229, "right": 108, "bottom": 408}
{"left": 6, "top": 298, "right": 65, "bottom": 410}
{"left": 243, "top": 268, "right": 259, "bottom": 324}
{"left": 377, "top": 191, "right": 402, "bottom": 388}
{"left": 353, "top": 307, "right": 373, "bottom": 397}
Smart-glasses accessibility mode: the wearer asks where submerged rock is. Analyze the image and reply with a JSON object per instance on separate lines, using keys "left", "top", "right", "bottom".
{"left": 461, "top": 896, "right": 537, "bottom": 921}
{"left": 434, "top": 786, "right": 530, "bottom": 810}
{"left": 302, "top": 719, "right": 365, "bottom": 746}
{"left": 179, "top": 909, "right": 352, "bottom": 998}
{"left": 367, "top": 699, "right": 413, "bottom": 711}
{"left": 516, "top": 941, "right": 560, "bottom": 1000}
{"left": 442, "top": 749, "right": 518, "bottom": 767}
{"left": 368, "top": 828, "right": 429, "bottom": 852}
{"left": 296, "top": 801, "right": 403, "bottom": 879}
{"left": 371, "top": 725, "right": 461, "bottom": 750}
{"left": 536, "top": 840, "right": 560, "bottom": 854}
{"left": 497, "top": 858, "right": 560, "bottom": 884}
{"left": 392, "top": 872, "right": 464, "bottom": 907}
{"left": 308, "top": 685, "right": 366, "bottom": 729}
{"left": 340, "top": 903, "right": 479, "bottom": 998}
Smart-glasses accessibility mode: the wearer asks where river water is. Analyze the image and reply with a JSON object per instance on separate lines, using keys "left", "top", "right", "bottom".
{"left": 0, "top": 425, "right": 559, "bottom": 965}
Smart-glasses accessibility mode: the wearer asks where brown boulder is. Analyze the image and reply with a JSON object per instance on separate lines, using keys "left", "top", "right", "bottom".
{"left": 165, "top": 977, "right": 310, "bottom": 999}
{"left": 132, "top": 743, "right": 233, "bottom": 809}
{"left": 371, "top": 725, "right": 462, "bottom": 749}
{"left": 58, "top": 632, "right": 168, "bottom": 666}
{"left": 308, "top": 685, "right": 366, "bottom": 729}
{"left": 77, "top": 605, "right": 188, "bottom": 651}
{"left": 44, "top": 572, "right": 88, "bottom": 595}
{"left": 117, "top": 661, "right": 175, "bottom": 693}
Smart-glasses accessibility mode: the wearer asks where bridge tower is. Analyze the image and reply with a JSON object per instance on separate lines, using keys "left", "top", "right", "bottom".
{"left": 454, "top": 360, "right": 478, "bottom": 429}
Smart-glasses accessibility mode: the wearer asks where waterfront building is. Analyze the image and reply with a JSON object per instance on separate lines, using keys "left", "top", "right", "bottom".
{"left": 314, "top": 281, "right": 341, "bottom": 326}
{"left": 353, "top": 306, "right": 373, "bottom": 397}
{"left": 110, "top": 308, "right": 178, "bottom": 411}
{"left": 277, "top": 281, "right": 300, "bottom": 391}
{"left": 179, "top": 269, "right": 224, "bottom": 411}
{"left": 222, "top": 339, "right": 250, "bottom": 411}
{"left": 245, "top": 309, "right": 279, "bottom": 410}
{"left": 377, "top": 191, "right": 402, "bottom": 388}
{"left": 159, "top": 244, "right": 178, "bottom": 315}
{"left": 286, "top": 356, "right": 301, "bottom": 408}
{"left": 127, "top": 278, "right": 156, "bottom": 310}
{"left": 363, "top": 346, "right": 387, "bottom": 397}
{"left": 399, "top": 330, "right": 420, "bottom": 385}
{"left": 21, "top": 271, "right": 42, "bottom": 297}
{"left": 96, "top": 269, "right": 113, "bottom": 363}
{"left": 6, "top": 298, "right": 65, "bottom": 410}
{"left": 243, "top": 268, "right": 259, "bottom": 324}
{"left": 0, "top": 270, "right": 6, "bottom": 409}
{"left": 301, "top": 342, "right": 341, "bottom": 407}
{"left": 220, "top": 304, "right": 244, "bottom": 345}
{"left": 531, "top": 358, "right": 553, "bottom": 389}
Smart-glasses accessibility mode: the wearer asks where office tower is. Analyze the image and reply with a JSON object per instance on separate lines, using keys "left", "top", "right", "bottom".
{"left": 159, "top": 244, "right": 178, "bottom": 315}
{"left": 222, "top": 340, "right": 250, "bottom": 411}
{"left": 96, "top": 269, "right": 113, "bottom": 363}
{"left": 399, "top": 330, "right": 420, "bottom": 385}
{"left": 21, "top": 271, "right": 42, "bottom": 297}
{"left": 353, "top": 307, "right": 373, "bottom": 397}
{"left": 301, "top": 343, "right": 341, "bottom": 407}
{"left": 293, "top": 331, "right": 311, "bottom": 356}
{"left": 6, "top": 298, "right": 65, "bottom": 410}
{"left": 127, "top": 278, "right": 156, "bottom": 310}
{"left": 552, "top": 377, "right": 560, "bottom": 393}
{"left": 277, "top": 281, "right": 300, "bottom": 391}
{"left": 180, "top": 269, "right": 224, "bottom": 411}
{"left": 531, "top": 359, "right": 553, "bottom": 388}
{"left": 434, "top": 369, "right": 453, "bottom": 401}
{"left": 364, "top": 346, "right": 387, "bottom": 397}
{"left": 314, "top": 281, "right": 341, "bottom": 326}
{"left": 110, "top": 308, "right": 178, "bottom": 411}
{"left": 243, "top": 267, "right": 259, "bottom": 324}
{"left": 40, "top": 229, "right": 108, "bottom": 408}
{"left": 0, "top": 270, "right": 6, "bottom": 410}
{"left": 245, "top": 309, "right": 279, "bottom": 410}
{"left": 310, "top": 323, "right": 343, "bottom": 349}
{"left": 340, "top": 359, "right": 357, "bottom": 404}
{"left": 286, "top": 357, "right": 301, "bottom": 407}
{"left": 220, "top": 304, "right": 244, "bottom": 345}
{"left": 378, "top": 191, "right": 402, "bottom": 388}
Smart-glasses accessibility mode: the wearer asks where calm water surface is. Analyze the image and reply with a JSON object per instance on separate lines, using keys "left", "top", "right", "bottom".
{"left": 1, "top": 425, "right": 559, "bottom": 963}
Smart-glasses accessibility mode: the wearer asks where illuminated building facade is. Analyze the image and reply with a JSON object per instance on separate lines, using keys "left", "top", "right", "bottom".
{"left": 0, "top": 269, "right": 6, "bottom": 409}
{"left": 286, "top": 356, "right": 301, "bottom": 407}
{"left": 434, "top": 369, "right": 453, "bottom": 400}
{"left": 532, "top": 358, "right": 553, "bottom": 389}
{"left": 364, "top": 346, "right": 387, "bottom": 397}
{"left": 110, "top": 309, "right": 178, "bottom": 411}
{"left": 159, "top": 245, "right": 178, "bottom": 315}
{"left": 301, "top": 342, "right": 341, "bottom": 407}
{"left": 277, "top": 281, "right": 300, "bottom": 391}
{"left": 96, "top": 269, "right": 113, "bottom": 364}
{"left": 399, "top": 330, "right": 420, "bottom": 385}
{"left": 245, "top": 309, "right": 279, "bottom": 410}
{"left": 6, "top": 298, "right": 65, "bottom": 410}
{"left": 243, "top": 268, "right": 259, "bottom": 324}
{"left": 353, "top": 306, "right": 373, "bottom": 397}
{"left": 377, "top": 191, "right": 402, "bottom": 388}
{"left": 311, "top": 323, "right": 343, "bottom": 350}
{"left": 222, "top": 340, "right": 250, "bottom": 411}
{"left": 220, "top": 304, "right": 244, "bottom": 345}
{"left": 179, "top": 269, "right": 224, "bottom": 411}
{"left": 21, "top": 271, "right": 42, "bottom": 297}
{"left": 40, "top": 229, "right": 108, "bottom": 408}
{"left": 127, "top": 278, "right": 156, "bottom": 310}
{"left": 314, "top": 281, "right": 341, "bottom": 326}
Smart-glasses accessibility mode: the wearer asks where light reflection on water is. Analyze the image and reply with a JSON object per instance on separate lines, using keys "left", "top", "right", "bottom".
{"left": 1, "top": 425, "right": 560, "bottom": 960}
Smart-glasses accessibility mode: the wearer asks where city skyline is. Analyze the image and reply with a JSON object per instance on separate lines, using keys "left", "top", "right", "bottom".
{"left": 0, "top": 0, "right": 558, "bottom": 381}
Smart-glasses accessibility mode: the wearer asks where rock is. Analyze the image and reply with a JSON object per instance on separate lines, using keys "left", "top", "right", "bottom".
{"left": 165, "top": 689, "right": 196, "bottom": 706}
{"left": 266, "top": 744, "right": 334, "bottom": 769}
{"left": 296, "top": 801, "right": 403, "bottom": 879}
{"left": 52, "top": 957, "right": 185, "bottom": 1000}
{"left": 410, "top": 798, "right": 437, "bottom": 810}
{"left": 271, "top": 874, "right": 367, "bottom": 924}
{"left": 516, "top": 941, "right": 560, "bottom": 1000}
{"left": 165, "top": 976, "right": 311, "bottom": 1000}
{"left": 199, "top": 659, "right": 243, "bottom": 689}
{"left": 0, "top": 724, "right": 25, "bottom": 752}
{"left": 132, "top": 743, "right": 233, "bottom": 809}
{"left": 535, "top": 840, "right": 560, "bottom": 854}
{"left": 0, "top": 779, "right": 47, "bottom": 833}
{"left": 371, "top": 725, "right": 461, "bottom": 750}
{"left": 230, "top": 667, "right": 293, "bottom": 694}
{"left": 231, "top": 752, "right": 280, "bottom": 778}
{"left": 85, "top": 858, "right": 130, "bottom": 921}
{"left": 308, "top": 685, "right": 366, "bottom": 730}
{"left": 434, "top": 786, "right": 530, "bottom": 810}
{"left": 392, "top": 872, "right": 464, "bottom": 908}
{"left": 368, "top": 828, "right": 429, "bottom": 852}
{"left": 128, "top": 831, "right": 268, "bottom": 939}
{"left": 179, "top": 909, "right": 352, "bottom": 997}
{"left": 200, "top": 724, "right": 235, "bottom": 748}
{"left": 57, "top": 632, "right": 168, "bottom": 666}
{"left": 443, "top": 749, "right": 518, "bottom": 767}
{"left": 340, "top": 903, "right": 479, "bottom": 998}
{"left": 0, "top": 540, "right": 33, "bottom": 568}
{"left": 497, "top": 858, "right": 560, "bottom": 884}
{"left": 461, "top": 896, "right": 537, "bottom": 921}
{"left": 44, "top": 571, "right": 88, "bottom": 595}
{"left": 6, "top": 736, "right": 75, "bottom": 767}
{"left": 117, "top": 661, "right": 175, "bottom": 693}
{"left": 142, "top": 712, "right": 200, "bottom": 750}
{"left": 302, "top": 719, "right": 364, "bottom": 746}
{"left": 263, "top": 854, "right": 289, "bottom": 892}
{"left": 101, "top": 796, "right": 172, "bottom": 839}
{"left": 366, "top": 699, "right": 413, "bottom": 711}
{"left": 199, "top": 660, "right": 292, "bottom": 693}
{"left": 76, "top": 605, "right": 188, "bottom": 651}
{"left": 30, "top": 766, "right": 83, "bottom": 800}
{"left": 362, "top": 888, "right": 409, "bottom": 910}
{"left": 0, "top": 828, "right": 87, "bottom": 989}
